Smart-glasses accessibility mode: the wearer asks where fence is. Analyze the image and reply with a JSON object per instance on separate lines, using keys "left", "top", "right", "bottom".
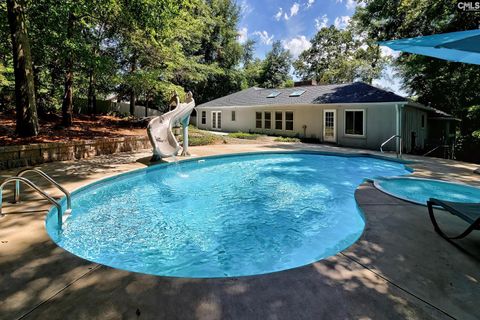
{"left": 74, "top": 98, "right": 163, "bottom": 118}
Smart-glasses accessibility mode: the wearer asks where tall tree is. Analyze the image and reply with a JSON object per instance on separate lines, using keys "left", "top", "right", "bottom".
{"left": 61, "top": 10, "right": 74, "bottom": 126}
{"left": 181, "top": 0, "right": 243, "bottom": 104}
{"left": 116, "top": 0, "right": 183, "bottom": 115}
{"left": 293, "top": 26, "right": 385, "bottom": 84}
{"left": 243, "top": 57, "right": 263, "bottom": 87}
{"left": 259, "top": 41, "right": 292, "bottom": 88}
{"left": 241, "top": 39, "right": 255, "bottom": 67}
{"left": 6, "top": 0, "right": 39, "bottom": 136}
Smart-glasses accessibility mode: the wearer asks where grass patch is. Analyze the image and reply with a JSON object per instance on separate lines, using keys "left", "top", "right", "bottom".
{"left": 274, "top": 136, "right": 301, "bottom": 143}
{"left": 227, "top": 132, "right": 260, "bottom": 140}
{"left": 178, "top": 126, "right": 224, "bottom": 146}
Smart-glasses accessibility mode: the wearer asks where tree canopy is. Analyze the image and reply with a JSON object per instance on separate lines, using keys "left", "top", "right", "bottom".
{"left": 259, "top": 41, "right": 293, "bottom": 88}
{"left": 294, "top": 25, "right": 386, "bottom": 85}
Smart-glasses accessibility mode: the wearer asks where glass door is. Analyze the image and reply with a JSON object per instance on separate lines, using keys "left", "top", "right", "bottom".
{"left": 323, "top": 110, "right": 336, "bottom": 142}
{"left": 211, "top": 111, "right": 222, "bottom": 130}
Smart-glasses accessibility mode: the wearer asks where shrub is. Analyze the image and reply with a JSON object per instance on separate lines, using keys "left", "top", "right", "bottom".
{"left": 188, "top": 135, "right": 221, "bottom": 146}
{"left": 455, "top": 134, "right": 480, "bottom": 164}
{"left": 274, "top": 136, "right": 300, "bottom": 142}
{"left": 228, "top": 132, "right": 260, "bottom": 140}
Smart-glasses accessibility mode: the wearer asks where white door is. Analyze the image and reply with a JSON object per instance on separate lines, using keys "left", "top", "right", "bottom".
{"left": 323, "top": 109, "right": 336, "bottom": 142}
{"left": 211, "top": 111, "right": 222, "bottom": 130}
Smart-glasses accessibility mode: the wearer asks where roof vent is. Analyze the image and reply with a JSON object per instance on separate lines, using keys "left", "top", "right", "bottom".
{"left": 289, "top": 89, "right": 306, "bottom": 97}
{"left": 267, "top": 91, "right": 281, "bottom": 98}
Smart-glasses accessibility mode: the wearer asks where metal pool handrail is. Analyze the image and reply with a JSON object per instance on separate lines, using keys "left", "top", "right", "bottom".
{"left": 380, "top": 135, "right": 402, "bottom": 158}
{"left": 13, "top": 168, "right": 71, "bottom": 210}
{"left": 0, "top": 176, "right": 63, "bottom": 227}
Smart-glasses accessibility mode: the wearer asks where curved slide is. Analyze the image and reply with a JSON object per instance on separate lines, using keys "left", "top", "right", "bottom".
{"left": 147, "top": 92, "right": 195, "bottom": 160}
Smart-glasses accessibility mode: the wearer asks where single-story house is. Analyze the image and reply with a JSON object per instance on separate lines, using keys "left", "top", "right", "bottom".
{"left": 195, "top": 81, "right": 458, "bottom": 153}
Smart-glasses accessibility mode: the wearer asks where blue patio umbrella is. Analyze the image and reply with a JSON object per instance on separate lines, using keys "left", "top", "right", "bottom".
{"left": 379, "top": 29, "right": 480, "bottom": 65}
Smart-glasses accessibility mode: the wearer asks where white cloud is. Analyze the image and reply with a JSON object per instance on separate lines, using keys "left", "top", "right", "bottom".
{"left": 253, "top": 30, "right": 274, "bottom": 45}
{"left": 380, "top": 46, "right": 401, "bottom": 59}
{"left": 290, "top": 3, "right": 300, "bottom": 17}
{"left": 238, "top": 27, "right": 248, "bottom": 44}
{"left": 239, "top": 0, "right": 253, "bottom": 17}
{"left": 278, "top": 3, "right": 300, "bottom": 21}
{"left": 306, "top": 0, "right": 315, "bottom": 8}
{"left": 334, "top": 16, "right": 351, "bottom": 29}
{"left": 274, "top": 7, "right": 283, "bottom": 21}
{"left": 315, "top": 14, "right": 329, "bottom": 30}
{"left": 346, "top": 0, "right": 356, "bottom": 10}
{"left": 282, "top": 35, "right": 312, "bottom": 57}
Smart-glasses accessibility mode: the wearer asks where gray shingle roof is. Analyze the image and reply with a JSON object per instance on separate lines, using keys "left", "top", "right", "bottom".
{"left": 196, "top": 82, "right": 408, "bottom": 108}
{"left": 428, "top": 107, "right": 460, "bottom": 121}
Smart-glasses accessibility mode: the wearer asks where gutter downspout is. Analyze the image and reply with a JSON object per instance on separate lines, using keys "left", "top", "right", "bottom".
{"left": 396, "top": 104, "right": 403, "bottom": 155}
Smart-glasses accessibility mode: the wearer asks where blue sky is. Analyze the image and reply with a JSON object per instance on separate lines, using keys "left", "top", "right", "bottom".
{"left": 236, "top": 0, "right": 406, "bottom": 95}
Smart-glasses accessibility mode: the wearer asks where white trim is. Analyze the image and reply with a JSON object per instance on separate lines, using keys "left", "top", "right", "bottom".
{"left": 323, "top": 109, "right": 337, "bottom": 143}
{"left": 396, "top": 104, "right": 402, "bottom": 153}
{"left": 344, "top": 109, "right": 366, "bottom": 138}
{"left": 196, "top": 102, "right": 409, "bottom": 110}
{"left": 211, "top": 111, "right": 222, "bottom": 130}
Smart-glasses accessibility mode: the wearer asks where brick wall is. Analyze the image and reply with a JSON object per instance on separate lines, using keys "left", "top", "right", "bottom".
{"left": 0, "top": 136, "right": 151, "bottom": 169}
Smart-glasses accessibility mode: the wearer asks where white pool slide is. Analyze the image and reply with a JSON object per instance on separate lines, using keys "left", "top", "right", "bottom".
{"left": 147, "top": 92, "right": 195, "bottom": 160}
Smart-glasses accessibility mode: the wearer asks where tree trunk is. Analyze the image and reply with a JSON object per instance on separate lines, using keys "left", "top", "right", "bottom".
{"left": 129, "top": 89, "right": 135, "bottom": 117}
{"left": 61, "top": 11, "right": 74, "bottom": 127}
{"left": 129, "top": 55, "right": 136, "bottom": 116}
{"left": 7, "top": 0, "right": 39, "bottom": 137}
{"left": 87, "top": 68, "right": 97, "bottom": 115}
{"left": 145, "top": 95, "right": 149, "bottom": 118}
{"left": 32, "top": 64, "right": 44, "bottom": 116}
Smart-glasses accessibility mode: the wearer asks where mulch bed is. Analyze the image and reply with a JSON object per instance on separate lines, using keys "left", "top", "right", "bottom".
{"left": 0, "top": 112, "right": 148, "bottom": 146}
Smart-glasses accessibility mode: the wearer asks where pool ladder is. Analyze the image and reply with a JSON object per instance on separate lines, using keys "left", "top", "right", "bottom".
{"left": 0, "top": 168, "right": 71, "bottom": 228}
{"left": 380, "top": 135, "right": 402, "bottom": 159}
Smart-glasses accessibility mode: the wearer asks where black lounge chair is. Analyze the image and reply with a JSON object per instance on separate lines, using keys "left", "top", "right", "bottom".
{"left": 427, "top": 198, "right": 480, "bottom": 239}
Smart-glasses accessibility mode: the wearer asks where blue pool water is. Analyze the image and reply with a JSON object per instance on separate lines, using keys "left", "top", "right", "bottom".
{"left": 374, "top": 177, "right": 480, "bottom": 205}
{"left": 46, "top": 153, "right": 409, "bottom": 278}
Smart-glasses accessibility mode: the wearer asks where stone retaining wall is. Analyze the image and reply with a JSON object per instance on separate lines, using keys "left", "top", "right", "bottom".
{"left": 0, "top": 136, "right": 151, "bottom": 169}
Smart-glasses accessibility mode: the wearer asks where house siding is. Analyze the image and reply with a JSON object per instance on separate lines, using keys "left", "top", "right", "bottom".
{"left": 402, "top": 106, "right": 427, "bottom": 153}
{"left": 336, "top": 104, "right": 397, "bottom": 150}
{"left": 196, "top": 103, "right": 407, "bottom": 151}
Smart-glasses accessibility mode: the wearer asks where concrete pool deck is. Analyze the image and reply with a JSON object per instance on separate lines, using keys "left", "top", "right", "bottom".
{"left": 0, "top": 142, "right": 479, "bottom": 320}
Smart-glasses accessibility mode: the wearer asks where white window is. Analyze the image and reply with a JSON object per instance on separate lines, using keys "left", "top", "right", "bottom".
{"left": 264, "top": 112, "right": 271, "bottom": 129}
{"left": 201, "top": 111, "right": 206, "bottom": 124}
{"left": 212, "top": 111, "right": 221, "bottom": 129}
{"left": 231, "top": 111, "right": 236, "bottom": 121}
{"left": 275, "top": 112, "right": 283, "bottom": 130}
{"left": 345, "top": 110, "right": 365, "bottom": 136}
{"left": 255, "top": 112, "right": 262, "bottom": 129}
{"left": 285, "top": 111, "right": 293, "bottom": 131}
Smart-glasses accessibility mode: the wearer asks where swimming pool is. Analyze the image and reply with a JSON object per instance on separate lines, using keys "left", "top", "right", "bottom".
{"left": 46, "top": 152, "right": 409, "bottom": 278}
{"left": 374, "top": 177, "right": 480, "bottom": 205}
